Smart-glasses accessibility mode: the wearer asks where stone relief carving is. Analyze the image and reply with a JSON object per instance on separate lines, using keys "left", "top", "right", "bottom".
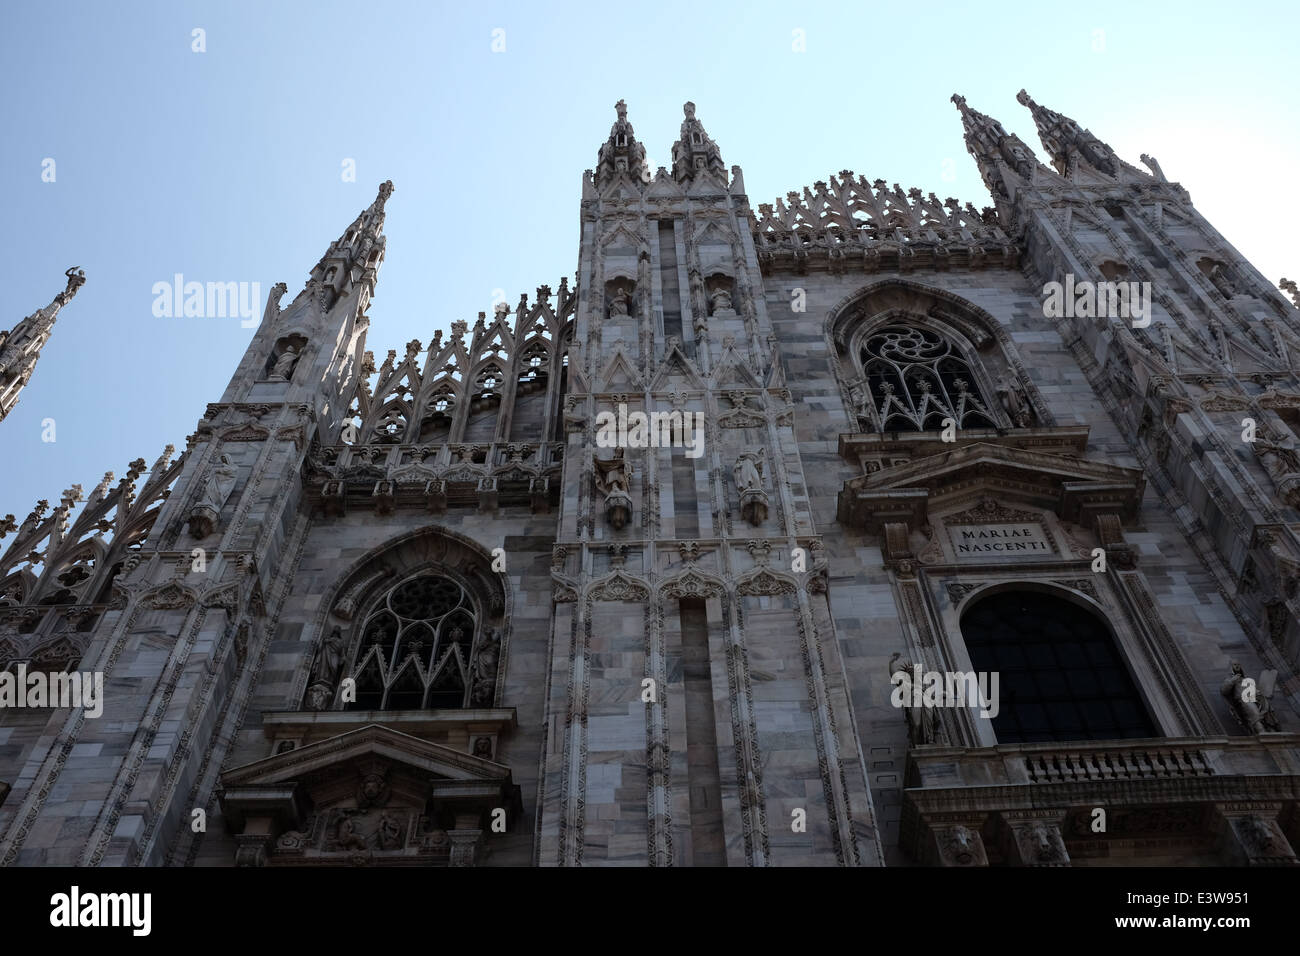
{"left": 187, "top": 453, "right": 237, "bottom": 538}
{"left": 594, "top": 448, "right": 632, "bottom": 530}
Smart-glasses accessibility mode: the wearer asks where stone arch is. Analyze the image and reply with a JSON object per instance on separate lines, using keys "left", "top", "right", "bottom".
{"left": 824, "top": 277, "right": 1053, "bottom": 432}
{"left": 298, "top": 526, "right": 510, "bottom": 713}
{"left": 957, "top": 584, "right": 1159, "bottom": 743}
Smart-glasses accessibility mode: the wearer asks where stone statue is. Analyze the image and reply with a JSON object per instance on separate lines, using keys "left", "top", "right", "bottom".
{"left": 995, "top": 375, "right": 1032, "bottom": 427}
{"left": 608, "top": 284, "right": 631, "bottom": 317}
{"left": 470, "top": 627, "right": 501, "bottom": 706}
{"left": 269, "top": 344, "right": 300, "bottom": 381}
{"left": 1208, "top": 263, "right": 1236, "bottom": 298}
{"left": 200, "top": 454, "right": 238, "bottom": 512}
{"left": 709, "top": 286, "right": 734, "bottom": 315}
{"left": 733, "top": 449, "right": 768, "bottom": 525}
{"left": 732, "top": 449, "right": 764, "bottom": 493}
{"left": 594, "top": 448, "right": 632, "bottom": 529}
{"left": 306, "top": 626, "right": 347, "bottom": 709}
{"left": 1253, "top": 429, "right": 1300, "bottom": 506}
{"left": 689, "top": 269, "right": 707, "bottom": 321}
{"left": 595, "top": 447, "right": 630, "bottom": 495}
{"left": 188, "top": 454, "right": 237, "bottom": 538}
{"left": 54, "top": 266, "right": 86, "bottom": 306}
{"left": 888, "top": 651, "right": 948, "bottom": 747}
{"left": 1220, "top": 661, "right": 1280, "bottom": 734}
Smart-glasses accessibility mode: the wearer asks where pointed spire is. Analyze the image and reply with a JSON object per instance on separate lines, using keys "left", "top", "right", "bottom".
{"left": 0, "top": 267, "right": 86, "bottom": 423}
{"left": 594, "top": 99, "right": 648, "bottom": 189}
{"left": 951, "top": 93, "right": 1039, "bottom": 202}
{"left": 1016, "top": 89, "right": 1118, "bottom": 177}
{"left": 672, "top": 101, "right": 725, "bottom": 183}
{"left": 308, "top": 180, "right": 394, "bottom": 309}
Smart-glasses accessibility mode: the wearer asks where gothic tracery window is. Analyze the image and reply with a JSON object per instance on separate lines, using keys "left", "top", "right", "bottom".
{"left": 860, "top": 325, "right": 996, "bottom": 431}
{"left": 349, "top": 572, "right": 480, "bottom": 710}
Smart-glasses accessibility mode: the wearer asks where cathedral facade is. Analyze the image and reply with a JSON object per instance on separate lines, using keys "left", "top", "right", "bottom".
{"left": 2, "top": 93, "right": 1299, "bottom": 867}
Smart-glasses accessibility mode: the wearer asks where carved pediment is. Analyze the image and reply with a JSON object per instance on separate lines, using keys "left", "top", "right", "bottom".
{"left": 838, "top": 441, "right": 1144, "bottom": 533}
{"left": 220, "top": 724, "right": 520, "bottom": 867}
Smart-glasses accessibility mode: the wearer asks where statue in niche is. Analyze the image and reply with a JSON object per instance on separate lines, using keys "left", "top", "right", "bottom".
{"left": 1207, "top": 262, "right": 1236, "bottom": 298}
{"left": 709, "top": 286, "right": 734, "bottom": 316}
{"left": 995, "top": 375, "right": 1033, "bottom": 427}
{"left": 732, "top": 449, "right": 764, "bottom": 493}
{"left": 188, "top": 454, "right": 237, "bottom": 538}
{"left": 470, "top": 627, "right": 502, "bottom": 706}
{"left": 305, "top": 626, "right": 347, "bottom": 710}
{"left": 688, "top": 269, "right": 707, "bottom": 322}
{"left": 733, "top": 449, "right": 768, "bottom": 526}
{"left": 608, "top": 283, "right": 631, "bottom": 317}
{"left": 594, "top": 448, "right": 632, "bottom": 529}
{"left": 269, "top": 344, "right": 300, "bottom": 381}
{"left": 1221, "top": 660, "right": 1280, "bottom": 734}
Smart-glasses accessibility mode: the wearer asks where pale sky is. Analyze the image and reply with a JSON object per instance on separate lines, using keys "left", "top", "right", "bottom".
{"left": 2, "top": 0, "right": 1297, "bottom": 521}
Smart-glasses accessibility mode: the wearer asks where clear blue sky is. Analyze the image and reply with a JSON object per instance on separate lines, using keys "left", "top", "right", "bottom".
{"left": 2, "top": 0, "right": 1297, "bottom": 522}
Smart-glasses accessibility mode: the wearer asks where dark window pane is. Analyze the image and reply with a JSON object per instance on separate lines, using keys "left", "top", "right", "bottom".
{"left": 961, "top": 590, "right": 1158, "bottom": 744}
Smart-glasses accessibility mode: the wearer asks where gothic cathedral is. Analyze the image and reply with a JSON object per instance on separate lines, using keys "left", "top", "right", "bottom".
{"left": 3, "top": 93, "right": 1299, "bottom": 868}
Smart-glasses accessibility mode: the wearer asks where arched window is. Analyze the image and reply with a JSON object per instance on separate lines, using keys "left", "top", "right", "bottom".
{"left": 961, "top": 590, "right": 1157, "bottom": 743}
{"left": 350, "top": 572, "right": 480, "bottom": 710}
{"left": 860, "top": 325, "right": 996, "bottom": 431}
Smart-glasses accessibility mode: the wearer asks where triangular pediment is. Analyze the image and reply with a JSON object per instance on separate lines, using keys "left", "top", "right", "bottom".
{"left": 597, "top": 347, "right": 644, "bottom": 391}
{"left": 222, "top": 723, "right": 511, "bottom": 790}
{"left": 650, "top": 342, "right": 704, "bottom": 390}
{"left": 838, "top": 441, "right": 1144, "bottom": 532}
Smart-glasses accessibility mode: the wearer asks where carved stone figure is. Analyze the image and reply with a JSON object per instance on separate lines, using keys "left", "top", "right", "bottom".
{"left": 269, "top": 344, "right": 300, "bottom": 381}
{"left": 733, "top": 449, "right": 768, "bottom": 525}
{"left": 188, "top": 454, "right": 237, "bottom": 538}
{"left": 336, "top": 814, "right": 367, "bottom": 851}
{"left": 470, "top": 627, "right": 501, "bottom": 706}
{"left": 305, "top": 626, "right": 347, "bottom": 709}
{"left": 1220, "top": 660, "right": 1280, "bottom": 733}
{"left": 888, "top": 651, "right": 948, "bottom": 746}
{"left": 995, "top": 375, "right": 1032, "bottom": 427}
{"left": 377, "top": 812, "right": 403, "bottom": 850}
{"left": 688, "top": 269, "right": 707, "bottom": 322}
{"left": 594, "top": 448, "right": 632, "bottom": 529}
{"left": 709, "top": 286, "right": 734, "bottom": 316}
{"left": 1253, "top": 429, "right": 1300, "bottom": 506}
{"left": 608, "top": 284, "right": 631, "bottom": 317}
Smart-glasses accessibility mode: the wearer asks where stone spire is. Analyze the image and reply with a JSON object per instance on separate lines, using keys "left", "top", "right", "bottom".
{"left": 671, "top": 101, "right": 725, "bottom": 183}
{"left": 0, "top": 267, "right": 86, "bottom": 423}
{"left": 951, "top": 93, "right": 1040, "bottom": 204}
{"left": 309, "top": 180, "right": 394, "bottom": 310}
{"left": 1016, "top": 89, "right": 1118, "bottom": 177}
{"left": 594, "top": 99, "right": 648, "bottom": 189}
